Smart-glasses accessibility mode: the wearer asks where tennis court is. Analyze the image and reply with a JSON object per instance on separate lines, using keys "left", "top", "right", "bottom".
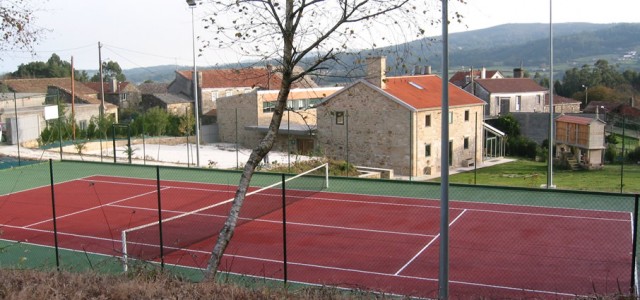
{"left": 0, "top": 161, "right": 635, "bottom": 298}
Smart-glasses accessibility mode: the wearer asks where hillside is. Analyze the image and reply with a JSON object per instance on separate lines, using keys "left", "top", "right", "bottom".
{"left": 123, "top": 23, "right": 640, "bottom": 84}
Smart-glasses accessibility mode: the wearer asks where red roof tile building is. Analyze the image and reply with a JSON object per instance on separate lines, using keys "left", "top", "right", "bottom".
{"left": 316, "top": 57, "right": 486, "bottom": 178}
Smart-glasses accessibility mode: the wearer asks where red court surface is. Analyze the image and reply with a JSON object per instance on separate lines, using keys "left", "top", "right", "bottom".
{"left": 0, "top": 176, "right": 634, "bottom": 298}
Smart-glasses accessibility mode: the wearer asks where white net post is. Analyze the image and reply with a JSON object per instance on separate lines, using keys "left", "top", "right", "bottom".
{"left": 121, "top": 230, "right": 128, "bottom": 272}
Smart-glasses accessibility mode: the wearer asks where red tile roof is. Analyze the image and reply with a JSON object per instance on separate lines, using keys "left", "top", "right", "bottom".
{"left": 556, "top": 115, "right": 597, "bottom": 125}
{"left": 1, "top": 78, "right": 97, "bottom": 95}
{"left": 545, "top": 94, "right": 581, "bottom": 105}
{"left": 84, "top": 81, "right": 130, "bottom": 93}
{"left": 617, "top": 105, "right": 640, "bottom": 117}
{"left": 583, "top": 101, "right": 620, "bottom": 114}
{"left": 383, "top": 75, "right": 485, "bottom": 109}
{"left": 178, "top": 68, "right": 311, "bottom": 90}
{"left": 475, "top": 78, "right": 547, "bottom": 93}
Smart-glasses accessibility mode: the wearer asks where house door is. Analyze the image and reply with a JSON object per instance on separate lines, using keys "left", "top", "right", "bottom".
{"left": 500, "top": 98, "right": 510, "bottom": 114}
{"left": 297, "top": 138, "right": 315, "bottom": 155}
{"left": 486, "top": 137, "right": 496, "bottom": 158}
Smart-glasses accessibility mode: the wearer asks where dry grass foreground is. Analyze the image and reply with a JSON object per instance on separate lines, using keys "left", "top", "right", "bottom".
{"left": 0, "top": 269, "right": 387, "bottom": 300}
{"left": 0, "top": 268, "right": 636, "bottom": 299}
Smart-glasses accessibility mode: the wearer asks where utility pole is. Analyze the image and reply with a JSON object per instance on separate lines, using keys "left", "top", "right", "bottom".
{"left": 98, "top": 42, "right": 105, "bottom": 118}
{"left": 71, "top": 56, "right": 76, "bottom": 140}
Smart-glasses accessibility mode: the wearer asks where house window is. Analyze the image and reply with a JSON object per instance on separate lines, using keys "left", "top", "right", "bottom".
{"left": 425, "top": 114, "right": 431, "bottom": 127}
{"left": 464, "top": 110, "right": 469, "bottom": 121}
{"left": 120, "top": 93, "right": 128, "bottom": 101}
{"left": 225, "top": 90, "right": 233, "bottom": 97}
{"left": 464, "top": 137, "right": 469, "bottom": 149}
{"left": 335, "top": 111, "right": 345, "bottom": 125}
{"left": 516, "top": 96, "right": 522, "bottom": 111}
{"left": 537, "top": 95, "right": 541, "bottom": 105}
{"left": 211, "top": 91, "right": 219, "bottom": 102}
{"left": 263, "top": 101, "right": 275, "bottom": 113}
{"left": 425, "top": 144, "right": 431, "bottom": 157}
{"left": 79, "top": 120, "right": 88, "bottom": 130}
{"left": 448, "top": 111, "right": 453, "bottom": 124}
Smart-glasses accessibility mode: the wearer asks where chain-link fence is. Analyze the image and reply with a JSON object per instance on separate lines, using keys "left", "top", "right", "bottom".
{"left": 1, "top": 160, "right": 638, "bottom": 298}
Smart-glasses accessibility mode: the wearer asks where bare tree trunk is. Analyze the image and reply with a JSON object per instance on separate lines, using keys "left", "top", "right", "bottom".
{"left": 204, "top": 0, "right": 297, "bottom": 278}
{"left": 205, "top": 70, "right": 295, "bottom": 282}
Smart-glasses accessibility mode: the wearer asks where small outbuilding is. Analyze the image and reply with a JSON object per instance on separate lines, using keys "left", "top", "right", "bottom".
{"left": 555, "top": 115, "right": 606, "bottom": 170}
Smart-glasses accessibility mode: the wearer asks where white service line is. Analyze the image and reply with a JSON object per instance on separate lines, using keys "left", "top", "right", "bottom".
{"left": 394, "top": 209, "right": 467, "bottom": 275}
{"left": 24, "top": 188, "right": 168, "bottom": 228}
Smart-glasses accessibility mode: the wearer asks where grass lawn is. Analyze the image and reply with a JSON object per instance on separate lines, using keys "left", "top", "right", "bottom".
{"left": 437, "top": 158, "right": 640, "bottom": 194}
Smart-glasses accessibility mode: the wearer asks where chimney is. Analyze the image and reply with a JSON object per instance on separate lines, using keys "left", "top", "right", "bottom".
{"left": 481, "top": 67, "right": 486, "bottom": 79}
{"left": 423, "top": 65, "right": 432, "bottom": 75}
{"left": 365, "top": 56, "right": 386, "bottom": 89}
{"left": 111, "top": 78, "right": 118, "bottom": 93}
{"left": 513, "top": 68, "right": 524, "bottom": 78}
{"left": 414, "top": 66, "right": 421, "bottom": 75}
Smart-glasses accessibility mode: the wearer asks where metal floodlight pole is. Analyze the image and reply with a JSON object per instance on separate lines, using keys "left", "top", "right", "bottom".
{"left": 13, "top": 92, "right": 21, "bottom": 165}
{"left": 187, "top": 0, "right": 201, "bottom": 167}
{"left": 438, "top": 0, "right": 450, "bottom": 298}
{"left": 547, "top": 0, "right": 555, "bottom": 189}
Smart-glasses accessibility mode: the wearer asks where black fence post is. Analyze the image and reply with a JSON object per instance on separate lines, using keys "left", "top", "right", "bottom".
{"left": 281, "top": 173, "right": 288, "bottom": 286}
{"left": 49, "top": 159, "right": 60, "bottom": 270}
{"left": 157, "top": 166, "right": 164, "bottom": 270}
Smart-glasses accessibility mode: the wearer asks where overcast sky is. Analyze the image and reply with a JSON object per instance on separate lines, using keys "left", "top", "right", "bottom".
{"left": 0, "top": 0, "right": 637, "bottom": 74}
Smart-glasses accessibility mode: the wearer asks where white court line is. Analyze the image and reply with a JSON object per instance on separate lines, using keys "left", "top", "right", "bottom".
{"left": 79, "top": 178, "right": 235, "bottom": 193}
{"left": 0, "top": 227, "right": 582, "bottom": 298}
{"left": 71, "top": 176, "right": 633, "bottom": 222}
{"left": 158, "top": 246, "right": 576, "bottom": 297}
{"left": 394, "top": 209, "right": 468, "bottom": 275}
{"left": 110, "top": 203, "right": 434, "bottom": 238}
{"left": 0, "top": 224, "right": 122, "bottom": 246}
{"left": 0, "top": 174, "right": 95, "bottom": 197}
{"left": 23, "top": 188, "right": 168, "bottom": 228}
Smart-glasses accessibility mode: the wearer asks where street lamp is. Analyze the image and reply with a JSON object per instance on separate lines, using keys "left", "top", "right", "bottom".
{"left": 187, "top": 0, "right": 201, "bottom": 167}
{"left": 582, "top": 84, "right": 588, "bottom": 108}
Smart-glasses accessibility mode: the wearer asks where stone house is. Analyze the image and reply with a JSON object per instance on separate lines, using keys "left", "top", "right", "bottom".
{"left": 141, "top": 93, "right": 193, "bottom": 116}
{"left": 555, "top": 115, "right": 606, "bottom": 170}
{"left": 217, "top": 87, "right": 342, "bottom": 153}
{"left": 85, "top": 79, "right": 141, "bottom": 109}
{"left": 316, "top": 57, "right": 486, "bottom": 178}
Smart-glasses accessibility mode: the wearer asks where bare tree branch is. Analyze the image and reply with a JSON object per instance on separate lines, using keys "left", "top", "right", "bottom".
{"left": 200, "top": 0, "right": 454, "bottom": 279}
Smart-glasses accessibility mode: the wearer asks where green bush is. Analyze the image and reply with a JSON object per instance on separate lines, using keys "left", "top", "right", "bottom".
{"left": 627, "top": 146, "right": 640, "bottom": 163}
{"left": 605, "top": 144, "right": 617, "bottom": 163}
{"left": 506, "top": 136, "right": 538, "bottom": 159}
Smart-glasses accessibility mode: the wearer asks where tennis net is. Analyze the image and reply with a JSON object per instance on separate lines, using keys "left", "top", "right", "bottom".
{"left": 121, "top": 163, "right": 329, "bottom": 268}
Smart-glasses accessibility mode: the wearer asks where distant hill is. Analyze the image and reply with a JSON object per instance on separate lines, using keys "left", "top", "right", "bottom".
{"left": 122, "top": 23, "right": 640, "bottom": 85}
